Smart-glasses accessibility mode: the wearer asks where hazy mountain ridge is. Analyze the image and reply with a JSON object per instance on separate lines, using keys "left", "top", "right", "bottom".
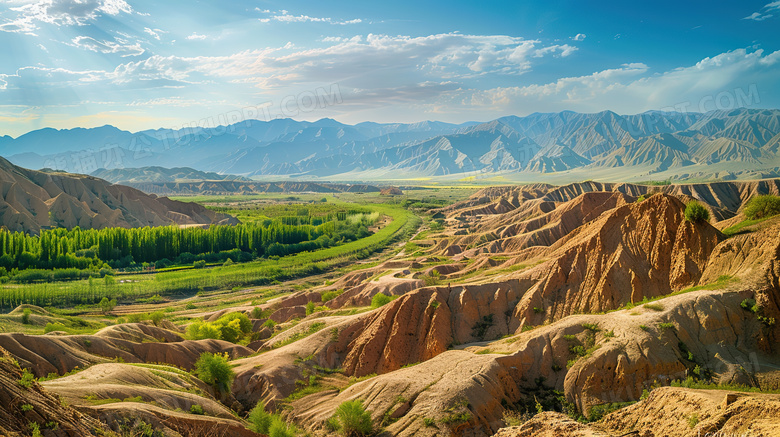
{"left": 91, "top": 166, "right": 251, "bottom": 184}
{"left": 4, "top": 108, "right": 780, "bottom": 181}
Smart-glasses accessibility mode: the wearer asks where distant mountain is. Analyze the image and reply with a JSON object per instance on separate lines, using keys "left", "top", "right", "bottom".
{"left": 0, "top": 157, "right": 237, "bottom": 234}
{"left": 3, "top": 109, "right": 780, "bottom": 181}
{"left": 91, "top": 166, "right": 250, "bottom": 184}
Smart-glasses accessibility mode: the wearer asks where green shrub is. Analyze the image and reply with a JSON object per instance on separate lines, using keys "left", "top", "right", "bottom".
{"left": 194, "top": 260, "right": 207, "bottom": 269}
{"left": 248, "top": 402, "right": 273, "bottom": 434}
{"left": 741, "top": 298, "right": 759, "bottom": 313}
{"left": 185, "top": 303, "right": 197, "bottom": 310}
{"left": 189, "top": 404, "right": 204, "bottom": 415}
{"left": 325, "top": 417, "right": 342, "bottom": 432}
{"left": 187, "top": 312, "right": 252, "bottom": 343}
{"left": 321, "top": 289, "right": 345, "bottom": 303}
{"left": 333, "top": 400, "right": 373, "bottom": 437}
{"left": 370, "top": 293, "right": 397, "bottom": 309}
{"left": 21, "top": 308, "right": 32, "bottom": 324}
{"left": 44, "top": 323, "right": 66, "bottom": 334}
{"left": 18, "top": 369, "right": 36, "bottom": 388}
{"left": 187, "top": 321, "right": 223, "bottom": 341}
{"left": 263, "top": 319, "right": 277, "bottom": 329}
{"left": 306, "top": 301, "right": 316, "bottom": 316}
{"left": 684, "top": 201, "right": 710, "bottom": 223}
{"left": 743, "top": 195, "right": 780, "bottom": 220}
{"left": 268, "top": 416, "right": 297, "bottom": 437}
{"left": 99, "top": 297, "right": 117, "bottom": 314}
{"left": 149, "top": 311, "right": 165, "bottom": 326}
{"left": 193, "top": 352, "right": 235, "bottom": 393}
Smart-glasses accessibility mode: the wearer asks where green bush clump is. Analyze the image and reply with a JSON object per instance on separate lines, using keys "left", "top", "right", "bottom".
{"left": 21, "top": 308, "right": 32, "bottom": 324}
{"left": 187, "top": 312, "right": 252, "bottom": 343}
{"left": 193, "top": 352, "right": 234, "bottom": 393}
{"left": 331, "top": 400, "right": 374, "bottom": 437}
{"left": 370, "top": 293, "right": 397, "bottom": 309}
{"left": 743, "top": 195, "right": 780, "bottom": 220}
{"left": 684, "top": 201, "right": 710, "bottom": 223}
{"left": 248, "top": 401, "right": 273, "bottom": 434}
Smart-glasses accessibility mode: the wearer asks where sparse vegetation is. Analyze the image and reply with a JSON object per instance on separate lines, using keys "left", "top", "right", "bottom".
{"left": 18, "top": 368, "right": 36, "bottom": 388}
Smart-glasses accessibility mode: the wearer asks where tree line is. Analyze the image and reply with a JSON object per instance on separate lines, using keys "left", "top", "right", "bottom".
{"left": 0, "top": 213, "right": 375, "bottom": 282}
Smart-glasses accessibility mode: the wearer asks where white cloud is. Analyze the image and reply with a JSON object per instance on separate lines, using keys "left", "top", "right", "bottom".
{"left": 440, "top": 48, "right": 780, "bottom": 116}
{"left": 71, "top": 36, "right": 145, "bottom": 56}
{"left": 186, "top": 33, "right": 207, "bottom": 41}
{"left": 743, "top": 1, "right": 780, "bottom": 20}
{"left": 744, "top": 11, "right": 773, "bottom": 21}
{"left": 571, "top": 33, "right": 586, "bottom": 41}
{"left": 144, "top": 27, "right": 164, "bottom": 41}
{"left": 0, "top": 0, "right": 134, "bottom": 34}
{"left": 99, "top": 33, "right": 576, "bottom": 90}
{"left": 258, "top": 9, "right": 362, "bottom": 25}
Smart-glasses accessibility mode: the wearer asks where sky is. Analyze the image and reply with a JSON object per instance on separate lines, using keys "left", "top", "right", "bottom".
{"left": 0, "top": 0, "right": 779, "bottom": 137}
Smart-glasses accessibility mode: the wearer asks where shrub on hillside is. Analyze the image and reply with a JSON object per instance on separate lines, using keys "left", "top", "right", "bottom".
{"left": 248, "top": 401, "right": 273, "bottom": 434}
{"left": 187, "top": 312, "right": 252, "bottom": 343}
{"left": 370, "top": 293, "right": 397, "bottom": 309}
{"left": 332, "top": 400, "right": 373, "bottom": 437}
{"left": 193, "top": 352, "right": 234, "bottom": 393}
{"left": 684, "top": 201, "right": 710, "bottom": 223}
{"left": 743, "top": 195, "right": 780, "bottom": 220}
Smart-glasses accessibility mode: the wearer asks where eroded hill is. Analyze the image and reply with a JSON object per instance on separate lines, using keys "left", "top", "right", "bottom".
{"left": 0, "top": 157, "right": 237, "bottom": 233}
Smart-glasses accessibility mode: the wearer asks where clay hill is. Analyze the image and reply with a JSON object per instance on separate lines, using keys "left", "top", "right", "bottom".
{"left": 0, "top": 157, "right": 237, "bottom": 234}
{"left": 1, "top": 180, "right": 780, "bottom": 436}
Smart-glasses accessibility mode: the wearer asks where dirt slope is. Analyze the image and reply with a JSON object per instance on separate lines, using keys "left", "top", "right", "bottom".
{"left": 0, "top": 346, "right": 106, "bottom": 436}
{"left": 0, "top": 323, "right": 253, "bottom": 377}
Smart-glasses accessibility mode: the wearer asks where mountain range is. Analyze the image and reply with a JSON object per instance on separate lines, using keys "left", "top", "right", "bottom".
{"left": 3, "top": 108, "right": 780, "bottom": 182}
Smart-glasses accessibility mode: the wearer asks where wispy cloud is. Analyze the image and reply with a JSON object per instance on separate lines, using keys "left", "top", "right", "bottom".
{"left": 144, "top": 27, "right": 165, "bottom": 41}
{"left": 70, "top": 36, "right": 145, "bottom": 57}
{"left": 570, "top": 33, "right": 586, "bottom": 41}
{"left": 258, "top": 9, "right": 362, "bottom": 25}
{"left": 743, "top": 1, "right": 780, "bottom": 21}
{"left": 186, "top": 33, "right": 208, "bottom": 41}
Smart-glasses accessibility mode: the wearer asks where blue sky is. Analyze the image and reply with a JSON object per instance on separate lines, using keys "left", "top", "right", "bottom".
{"left": 0, "top": 0, "right": 779, "bottom": 136}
